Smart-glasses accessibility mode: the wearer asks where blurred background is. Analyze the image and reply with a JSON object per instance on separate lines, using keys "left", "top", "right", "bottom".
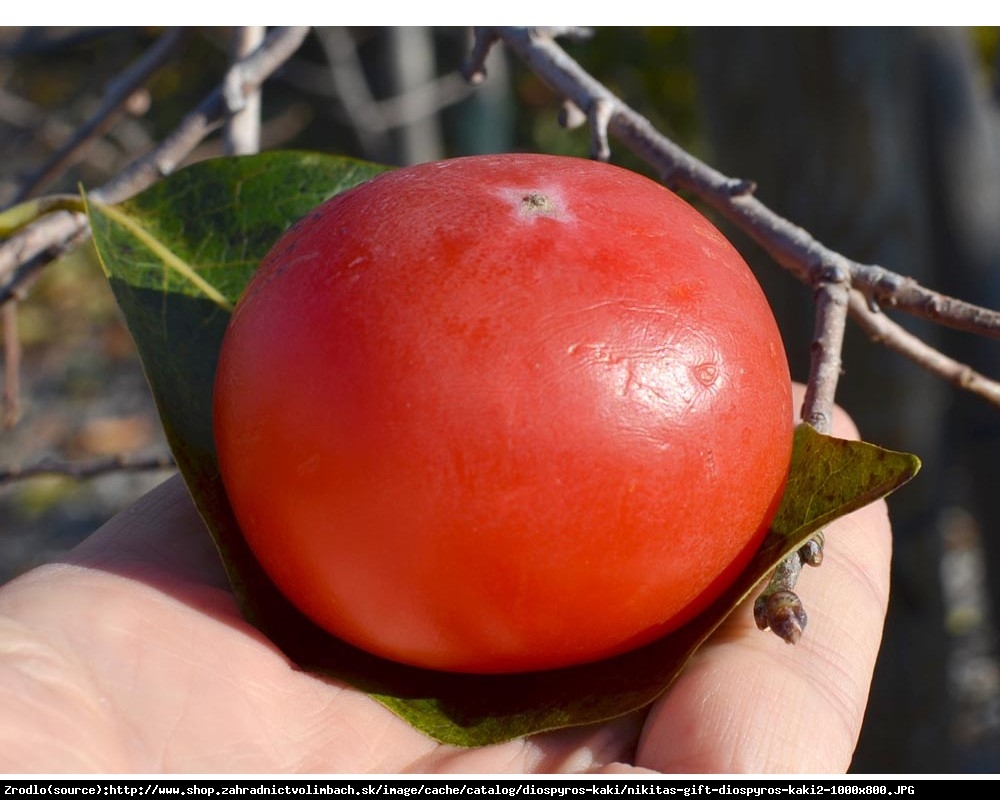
{"left": 1, "top": 26, "right": 999, "bottom": 773}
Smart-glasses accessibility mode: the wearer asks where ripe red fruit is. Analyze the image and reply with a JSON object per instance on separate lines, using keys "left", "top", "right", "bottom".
{"left": 213, "top": 153, "right": 793, "bottom": 674}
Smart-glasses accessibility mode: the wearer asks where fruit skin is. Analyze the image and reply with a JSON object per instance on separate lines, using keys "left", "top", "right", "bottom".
{"left": 213, "top": 153, "right": 793, "bottom": 674}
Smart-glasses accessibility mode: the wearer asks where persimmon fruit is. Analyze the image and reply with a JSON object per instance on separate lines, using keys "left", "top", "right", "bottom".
{"left": 213, "top": 153, "right": 794, "bottom": 674}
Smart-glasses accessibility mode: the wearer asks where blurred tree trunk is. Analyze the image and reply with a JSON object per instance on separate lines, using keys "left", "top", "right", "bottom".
{"left": 694, "top": 26, "right": 1000, "bottom": 772}
{"left": 385, "top": 27, "right": 445, "bottom": 165}
{"left": 374, "top": 27, "right": 514, "bottom": 165}
{"left": 920, "top": 27, "right": 1000, "bottom": 770}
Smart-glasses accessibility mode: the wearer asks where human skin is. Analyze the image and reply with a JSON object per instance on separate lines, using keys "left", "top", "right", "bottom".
{"left": 0, "top": 385, "right": 890, "bottom": 773}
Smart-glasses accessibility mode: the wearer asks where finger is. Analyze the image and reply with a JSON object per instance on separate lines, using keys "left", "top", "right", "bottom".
{"left": 2, "top": 475, "right": 447, "bottom": 772}
{"left": 634, "top": 388, "right": 892, "bottom": 773}
{"left": 68, "top": 473, "right": 230, "bottom": 590}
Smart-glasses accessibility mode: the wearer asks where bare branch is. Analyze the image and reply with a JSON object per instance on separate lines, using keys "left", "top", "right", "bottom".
{"left": 461, "top": 28, "right": 500, "bottom": 85}
{"left": 0, "top": 25, "right": 311, "bottom": 477}
{"left": 224, "top": 27, "right": 266, "bottom": 156}
{"left": 92, "top": 26, "right": 310, "bottom": 205}
{"left": 0, "top": 210, "right": 91, "bottom": 305}
{"left": 761, "top": 273, "right": 851, "bottom": 642}
{"left": 314, "top": 27, "right": 392, "bottom": 161}
{"left": 374, "top": 72, "right": 476, "bottom": 133}
{"left": 851, "top": 265, "right": 1000, "bottom": 339}
{"left": 483, "top": 27, "right": 1000, "bottom": 408}
{"left": 0, "top": 26, "right": 311, "bottom": 305}
{"left": 0, "top": 453, "right": 176, "bottom": 484}
{"left": 2, "top": 300, "right": 20, "bottom": 428}
{"left": 848, "top": 291, "right": 1000, "bottom": 407}
{"left": 801, "top": 275, "right": 852, "bottom": 433}
{"left": 6, "top": 28, "right": 188, "bottom": 205}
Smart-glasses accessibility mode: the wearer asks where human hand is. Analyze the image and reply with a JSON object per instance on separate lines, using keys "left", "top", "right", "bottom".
{"left": 0, "top": 385, "right": 890, "bottom": 773}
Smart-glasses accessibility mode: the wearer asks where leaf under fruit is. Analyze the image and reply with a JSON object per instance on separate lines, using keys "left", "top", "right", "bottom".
{"left": 87, "top": 151, "right": 920, "bottom": 747}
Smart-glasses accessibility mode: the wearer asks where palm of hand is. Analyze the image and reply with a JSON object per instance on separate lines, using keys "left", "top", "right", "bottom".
{"left": 0, "top": 401, "right": 889, "bottom": 774}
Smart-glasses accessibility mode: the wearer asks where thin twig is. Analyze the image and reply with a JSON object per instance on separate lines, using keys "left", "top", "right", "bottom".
{"left": 2, "top": 300, "right": 20, "bottom": 428}
{"left": 759, "top": 273, "right": 852, "bottom": 642}
{"left": 224, "top": 27, "right": 266, "bottom": 156}
{"left": 461, "top": 28, "right": 499, "bottom": 85}
{"left": 0, "top": 211, "right": 92, "bottom": 305}
{"left": 0, "top": 26, "right": 311, "bottom": 470}
{"left": 92, "top": 26, "right": 310, "bottom": 205}
{"left": 314, "top": 27, "right": 393, "bottom": 161}
{"left": 851, "top": 265, "right": 1000, "bottom": 339}
{"left": 0, "top": 453, "right": 176, "bottom": 484}
{"left": 801, "top": 275, "right": 852, "bottom": 434}
{"left": 314, "top": 28, "right": 477, "bottom": 141}
{"left": 0, "top": 26, "right": 311, "bottom": 305}
{"left": 6, "top": 28, "right": 188, "bottom": 206}
{"left": 374, "top": 72, "right": 476, "bottom": 132}
{"left": 848, "top": 290, "right": 1000, "bottom": 407}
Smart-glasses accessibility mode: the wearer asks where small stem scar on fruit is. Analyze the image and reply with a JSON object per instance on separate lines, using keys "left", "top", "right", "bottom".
{"left": 521, "top": 192, "right": 555, "bottom": 214}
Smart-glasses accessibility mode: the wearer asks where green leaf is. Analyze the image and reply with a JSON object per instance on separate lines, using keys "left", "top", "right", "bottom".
{"left": 772, "top": 423, "right": 920, "bottom": 538}
{"left": 86, "top": 151, "right": 390, "bottom": 612}
{"left": 87, "top": 150, "right": 921, "bottom": 748}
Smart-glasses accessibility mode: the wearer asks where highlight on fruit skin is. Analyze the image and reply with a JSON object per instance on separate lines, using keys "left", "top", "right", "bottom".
{"left": 212, "top": 153, "right": 794, "bottom": 674}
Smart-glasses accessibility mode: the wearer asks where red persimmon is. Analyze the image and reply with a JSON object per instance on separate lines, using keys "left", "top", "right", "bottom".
{"left": 213, "top": 153, "right": 793, "bottom": 674}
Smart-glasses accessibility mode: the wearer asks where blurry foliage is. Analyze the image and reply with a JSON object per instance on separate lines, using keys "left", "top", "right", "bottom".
{"left": 971, "top": 26, "right": 999, "bottom": 79}
{"left": 13, "top": 475, "right": 79, "bottom": 520}
{"left": 17, "top": 242, "right": 123, "bottom": 352}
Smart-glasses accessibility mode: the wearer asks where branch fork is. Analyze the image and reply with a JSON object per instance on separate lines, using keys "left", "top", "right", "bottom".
{"left": 466, "top": 26, "right": 998, "bottom": 642}
{"left": 1, "top": 27, "right": 309, "bottom": 460}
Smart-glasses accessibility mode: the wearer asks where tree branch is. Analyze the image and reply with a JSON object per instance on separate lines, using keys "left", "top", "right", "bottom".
{"left": 0, "top": 453, "right": 176, "bottom": 484}
{"left": 801, "top": 275, "right": 852, "bottom": 433}
{"left": 467, "top": 27, "right": 1000, "bottom": 407}
{"left": 6, "top": 27, "right": 188, "bottom": 205}
{"left": 464, "top": 26, "right": 1000, "bottom": 644}
{"left": 313, "top": 26, "right": 394, "bottom": 161}
{"left": 2, "top": 300, "right": 20, "bottom": 428}
{"left": 224, "top": 26, "right": 266, "bottom": 156}
{"left": 848, "top": 290, "right": 1000, "bottom": 407}
{"left": 0, "top": 27, "right": 312, "bottom": 487}
{"left": 0, "top": 26, "right": 310, "bottom": 305}
{"left": 92, "top": 26, "right": 310, "bottom": 205}
{"left": 759, "top": 272, "right": 852, "bottom": 643}
{"left": 0, "top": 210, "right": 91, "bottom": 305}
